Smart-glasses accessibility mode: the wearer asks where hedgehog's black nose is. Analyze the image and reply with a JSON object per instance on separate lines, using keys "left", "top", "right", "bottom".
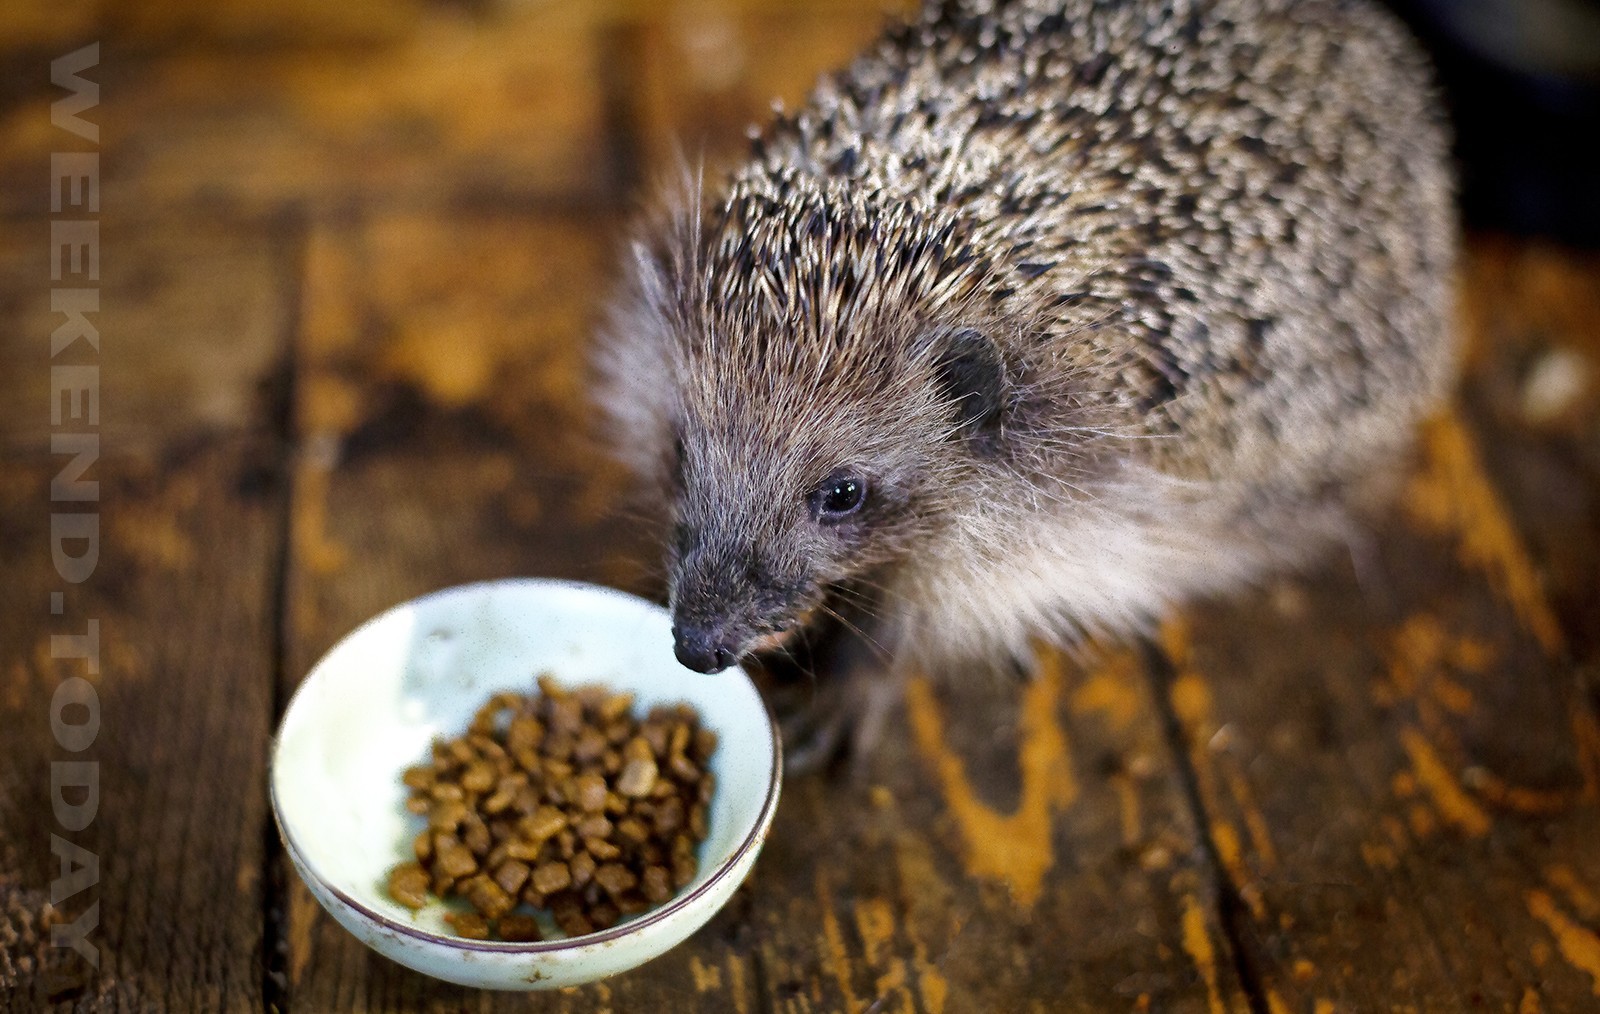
{"left": 672, "top": 625, "right": 737, "bottom": 674}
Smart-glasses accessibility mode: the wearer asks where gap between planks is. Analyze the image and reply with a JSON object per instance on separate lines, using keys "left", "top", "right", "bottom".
{"left": 262, "top": 208, "right": 310, "bottom": 1014}
{"left": 1140, "top": 636, "right": 1273, "bottom": 1014}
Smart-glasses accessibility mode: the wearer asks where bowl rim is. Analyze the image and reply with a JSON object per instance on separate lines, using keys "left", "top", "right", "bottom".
{"left": 269, "top": 577, "right": 783, "bottom": 956}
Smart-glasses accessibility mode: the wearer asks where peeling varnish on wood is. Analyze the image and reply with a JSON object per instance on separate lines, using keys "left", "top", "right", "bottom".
{"left": 1398, "top": 728, "right": 1492, "bottom": 837}
{"left": 1179, "top": 888, "right": 1227, "bottom": 1014}
{"left": 1161, "top": 617, "right": 1274, "bottom": 917}
{"left": 890, "top": 831, "right": 951, "bottom": 1014}
{"left": 1068, "top": 647, "right": 1143, "bottom": 731}
{"left": 904, "top": 648, "right": 1076, "bottom": 909}
{"left": 1405, "top": 412, "right": 1563, "bottom": 653}
{"left": 726, "top": 953, "right": 751, "bottom": 1014}
{"left": 1525, "top": 888, "right": 1600, "bottom": 996}
{"left": 854, "top": 896, "right": 911, "bottom": 1011}
{"left": 1547, "top": 865, "right": 1600, "bottom": 920}
{"left": 1383, "top": 613, "right": 1590, "bottom": 822}
{"left": 815, "top": 870, "right": 863, "bottom": 1012}
{"left": 689, "top": 954, "right": 721, "bottom": 993}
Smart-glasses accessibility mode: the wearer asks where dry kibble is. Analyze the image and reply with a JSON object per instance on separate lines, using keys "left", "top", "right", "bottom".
{"left": 402, "top": 766, "right": 434, "bottom": 790}
{"left": 448, "top": 912, "right": 491, "bottom": 940}
{"left": 430, "top": 782, "right": 465, "bottom": 803}
{"left": 466, "top": 876, "right": 515, "bottom": 920}
{"left": 460, "top": 762, "right": 496, "bottom": 794}
{"left": 462, "top": 814, "right": 492, "bottom": 856}
{"left": 575, "top": 814, "right": 612, "bottom": 840}
{"left": 594, "top": 863, "right": 638, "bottom": 898}
{"left": 692, "top": 728, "right": 718, "bottom": 764}
{"left": 641, "top": 723, "right": 669, "bottom": 758}
{"left": 504, "top": 840, "right": 543, "bottom": 862}
{"left": 434, "top": 836, "right": 477, "bottom": 880}
{"left": 532, "top": 861, "right": 573, "bottom": 895}
{"left": 387, "top": 863, "right": 430, "bottom": 909}
{"left": 642, "top": 866, "right": 672, "bottom": 904}
{"left": 617, "top": 757, "right": 659, "bottom": 798}
{"left": 653, "top": 798, "right": 684, "bottom": 835}
{"left": 616, "top": 893, "right": 650, "bottom": 916}
{"left": 671, "top": 851, "right": 697, "bottom": 889}
{"left": 584, "top": 836, "right": 621, "bottom": 861}
{"left": 520, "top": 806, "right": 567, "bottom": 844}
{"left": 497, "top": 914, "right": 543, "bottom": 942}
{"left": 589, "top": 899, "right": 621, "bottom": 930}
{"left": 507, "top": 716, "right": 542, "bottom": 755}
{"left": 387, "top": 678, "right": 717, "bottom": 941}
{"left": 570, "top": 850, "right": 597, "bottom": 888}
{"left": 573, "top": 728, "right": 608, "bottom": 764}
{"left": 574, "top": 772, "right": 608, "bottom": 813}
{"left": 667, "top": 753, "right": 700, "bottom": 784}
{"left": 428, "top": 800, "right": 467, "bottom": 833}
{"left": 493, "top": 860, "right": 530, "bottom": 897}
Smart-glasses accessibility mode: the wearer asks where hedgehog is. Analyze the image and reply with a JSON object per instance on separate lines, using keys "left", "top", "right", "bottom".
{"left": 593, "top": 0, "right": 1456, "bottom": 764}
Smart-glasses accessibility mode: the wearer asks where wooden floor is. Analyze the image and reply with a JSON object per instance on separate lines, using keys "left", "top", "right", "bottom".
{"left": 3, "top": 1, "right": 1600, "bottom": 1011}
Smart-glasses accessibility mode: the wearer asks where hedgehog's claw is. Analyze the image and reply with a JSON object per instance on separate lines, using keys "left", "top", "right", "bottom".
{"left": 772, "top": 666, "right": 901, "bottom": 777}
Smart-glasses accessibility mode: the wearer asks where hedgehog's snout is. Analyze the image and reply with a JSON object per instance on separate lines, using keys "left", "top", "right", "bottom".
{"left": 671, "top": 622, "right": 739, "bottom": 674}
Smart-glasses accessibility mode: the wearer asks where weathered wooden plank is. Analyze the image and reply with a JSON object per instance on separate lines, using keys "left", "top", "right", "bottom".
{"left": 0, "top": 212, "right": 295, "bottom": 453}
{"left": 280, "top": 207, "right": 1245, "bottom": 1010}
{"left": 0, "top": 442, "right": 282, "bottom": 1012}
{"left": 0, "top": 200, "right": 292, "bottom": 1011}
{"left": 1450, "top": 240, "right": 1600, "bottom": 656}
{"left": 0, "top": 7, "right": 613, "bottom": 218}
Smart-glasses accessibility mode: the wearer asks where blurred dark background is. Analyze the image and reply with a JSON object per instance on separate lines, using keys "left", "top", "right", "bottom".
{"left": 1389, "top": 0, "right": 1600, "bottom": 246}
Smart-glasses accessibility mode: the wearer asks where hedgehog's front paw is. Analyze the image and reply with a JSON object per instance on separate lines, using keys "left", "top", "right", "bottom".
{"left": 768, "top": 667, "right": 901, "bottom": 776}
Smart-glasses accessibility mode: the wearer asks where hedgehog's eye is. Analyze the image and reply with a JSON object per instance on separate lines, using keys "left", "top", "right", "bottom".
{"left": 809, "top": 473, "right": 867, "bottom": 522}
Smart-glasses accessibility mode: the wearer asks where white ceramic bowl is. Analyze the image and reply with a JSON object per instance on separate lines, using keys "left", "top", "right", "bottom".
{"left": 270, "top": 579, "right": 782, "bottom": 990}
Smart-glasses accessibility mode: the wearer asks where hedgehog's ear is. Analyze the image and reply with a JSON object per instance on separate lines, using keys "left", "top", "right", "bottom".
{"left": 928, "top": 328, "right": 1006, "bottom": 448}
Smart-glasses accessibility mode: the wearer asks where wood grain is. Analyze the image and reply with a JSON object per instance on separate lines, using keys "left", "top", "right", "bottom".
{"left": 0, "top": 443, "right": 282, "bottom": 1012}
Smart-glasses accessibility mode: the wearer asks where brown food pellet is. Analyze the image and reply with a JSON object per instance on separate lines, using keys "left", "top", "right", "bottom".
{"left": 386, "top": 678, "right": 718, "bottom": 941}
{"left": 574, "top": 772, "right": 608, "bottom": 813}
{"left": 593, "top": 863, "right": 638, "bottom": 898}
{"left": 434, "top": 836, "right": 477, "bottom": 880}
{"left": 570, "top": 850, "right": 597, "bottom": 888}
{"left": 641, "top": 865, "right": 672, "bottom": 904}
{"left": 447, "top": 912, "right": 491, "bottom": 940}
{"left": 617, "top": 757, "right": 658, "bottom": 798}
{"left": 402, "top": 766, "right": 435, "bottom": 790}
{"left": 531, "top": 861, "right": 572, "bottom": 895}
{"left": 494, "top": 860, "right": 530, "bottom": 897}
{"left": 589, "top": 899, "right": 621, "bottom": 930}
{"left": 466, "top": 876, "right": 515, "bottom": 920}
{"left": 387, "top": 862, "right": 430, "bottom": 909}
{"left": 496, "top": 914, "right": 543, "bottom": 943}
